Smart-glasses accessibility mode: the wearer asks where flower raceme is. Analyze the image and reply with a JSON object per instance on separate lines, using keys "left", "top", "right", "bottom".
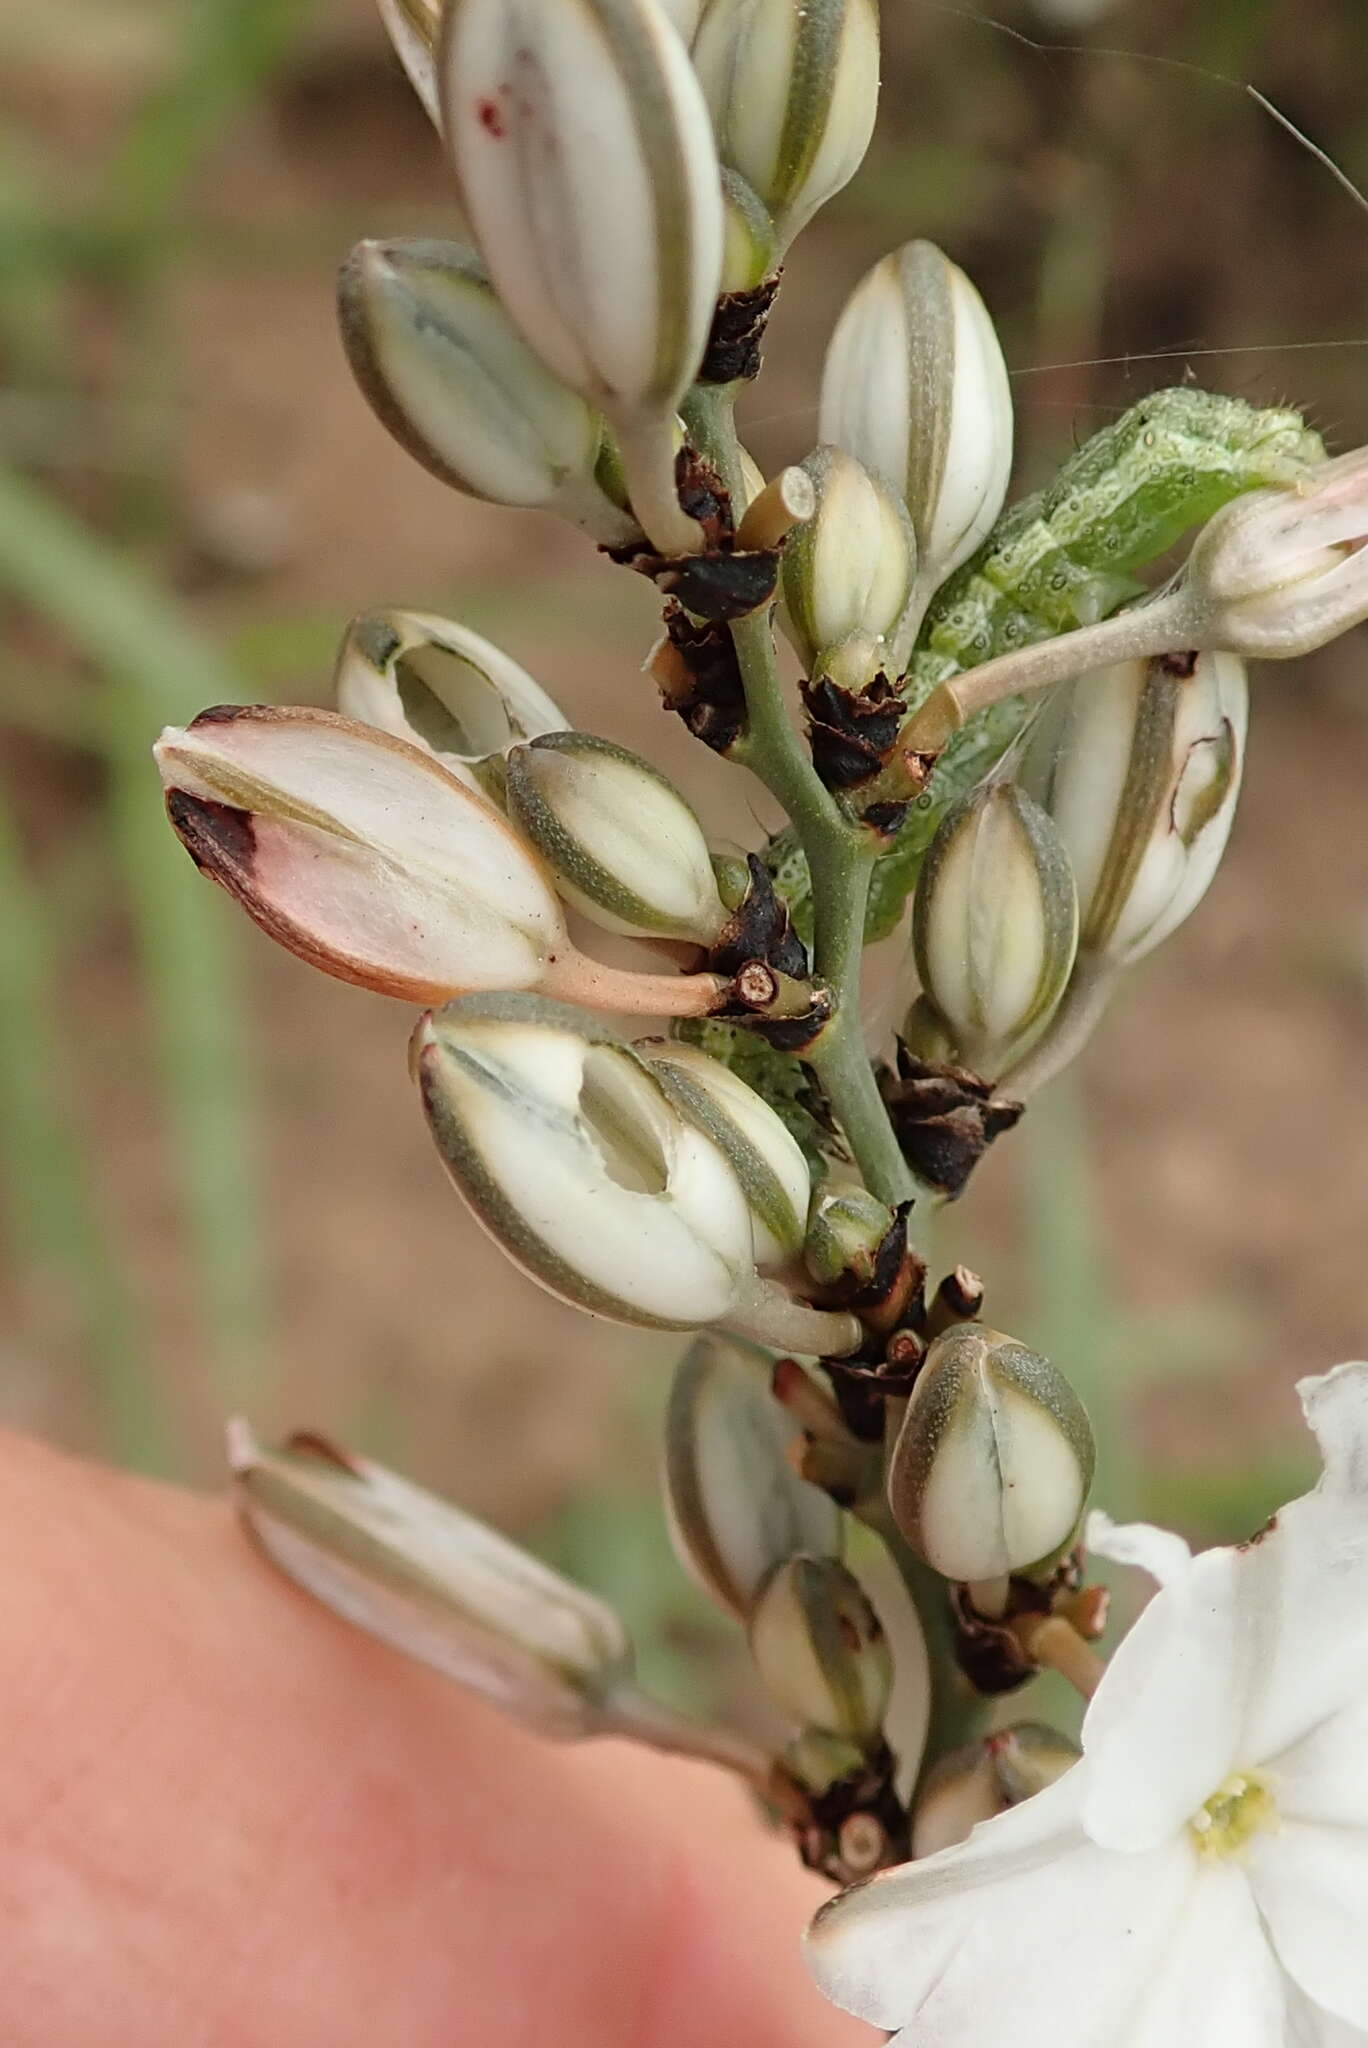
{"left": 154, "top": 705, "right": 728, "bottom": 1017}
{"left": 809, "top": 1361, "right": 1368, "bottom": 2047}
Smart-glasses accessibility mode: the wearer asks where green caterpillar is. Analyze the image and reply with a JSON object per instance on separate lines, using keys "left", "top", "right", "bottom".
{"left": 773, "top": 387, "right": 1324, "bottom": 947}
{"left": 907, "top": 385, "right": 1323, "bottom": 691}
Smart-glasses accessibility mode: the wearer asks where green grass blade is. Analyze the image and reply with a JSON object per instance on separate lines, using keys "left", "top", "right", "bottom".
{"left": 0, "top": 465, "right": 267, "bottom": 1407}
{"left": 0, "top": 798, "right": 173, "bottom": 1470}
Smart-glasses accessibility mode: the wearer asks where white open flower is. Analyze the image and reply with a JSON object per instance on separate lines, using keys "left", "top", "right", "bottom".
{"left": 809, "top": 1360, "right": 1368, "bottom": 2046}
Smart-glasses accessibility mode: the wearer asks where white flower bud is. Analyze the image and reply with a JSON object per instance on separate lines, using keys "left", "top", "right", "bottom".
{"left": 886, "top": 1323, "right": 1095, "bottom": 1584}
{"left": 504, "top": 733, "right": 728, "bottom": 943}
{"left": 820, "top": 240, "right": 1013, "bottom": 595}
{"left": 337, "top": 240, "right": 635, "bottom": 542}
{"left": 910, "top": 1723, "right": 1080, "bottom": 1856}
{"left": 335, "top": 608, "right": 567, "bottom": 795}
{"left": 229, "top": 1421, "right": 633, "bottom": 1737}
{"left": 803, "top": 1182, "right": 896, "bottom": 1289}
{"left": 718, "top": 166, "right": 779, "bottom": 292}
{"left": 748, "top": 1553, "right": 892, "bottom": 1741}
{"left": 641, "top": 1040, "right": 810, "bottom": 1264}
{"left": 658, "top": 0, "right": 706, "bottom": 36}
{"left": 912, "top": 782, "right": 1079, "bottom": 1074}
{"left": 377, "top": 0, "right": 441, "bottom": 124}
{"left": 440, "top": 0, "right": 724, "bottom": 552}
{"left": 692, "top": 0, "right": 880, "bottom": 250}
{"left": 157, "top": 708, "right": 730, "bottom": 1019}
{"left": 663, "top": 1333, "right": 842, "bottom": 1617}
{"left": 1018, "top": 649, "right": 1247, "bottom": 967}
{"left": 414, "top": 994, "right": 757, "bottom": 1328}
{"left": 1181, "top": 446, "right": 1368, "bottom": 658}
{"left": 779, "top": 445, "right": 915, "bottom": 676}
{"left": 155, "top": 706, "right": 567, "bottom": 1003}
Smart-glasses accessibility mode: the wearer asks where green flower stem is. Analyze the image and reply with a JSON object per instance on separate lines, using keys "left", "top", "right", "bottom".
{"left": 682, "top": 387, "right": 914, "bottom": 1207}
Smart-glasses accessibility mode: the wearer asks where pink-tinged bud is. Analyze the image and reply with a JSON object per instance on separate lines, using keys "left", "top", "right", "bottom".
{"left": 1183, "top": 447, "right": 1368, "bottom": 658}
{"left": 154, "top": 706, "right": 727, "bottom": 1018}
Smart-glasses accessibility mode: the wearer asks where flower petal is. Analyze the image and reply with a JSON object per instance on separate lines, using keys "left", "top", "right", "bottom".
{"left": 1081, "top": 1546, "right": 1247, "bottom": 1854}
{"left": 807, "top": 1776, "right": 1194, "bottom": 2042}
{"left": 1109, "top": 1864, "right": 1303, "bottom": 2047}
{"left": 1252, "top": 1819, "right": 1368, "bottom": 2032}
{"left": 1086, "top": 1509, "right": 1194, "bottom": 1588}
{"left": 157, "top": 706, "right": 564, "bottom": 1001}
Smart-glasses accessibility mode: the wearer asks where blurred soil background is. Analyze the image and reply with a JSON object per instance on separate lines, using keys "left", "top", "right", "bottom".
{"left": 1, "top": 0, "right": 1367, "bottom": 1700}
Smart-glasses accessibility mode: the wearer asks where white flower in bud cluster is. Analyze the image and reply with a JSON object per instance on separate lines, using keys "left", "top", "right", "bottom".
{"left": 886, "top": 1322, "right": 1094, "bottom": 1585}
{"left": 692, "top": 0, "right": 880, "bottom": 251}
{"left": 779, "top": 444, "right": 915, "bottom": 678}
{"left": 376, "top": 0, "right": 441, "bottom": 124}
{"left": 663, "top": 1333, "right": 842, "bottom": 1618}
{"left": 820, "top": 239, "right": 1013, "bottom": 602}
{"left": 1019, "top": 649, "right": 1247, "bottom": 968}
{"left": 414, "top": 995, "right": 756, "bottom": 1329}
{"left": 337, "top": 240, "right": 635, "bottom": 542}
{"left": 911, "top": 781, "right": 1078, "bottom": 1075}
{"left": 748, "top": 1553, "right": 893, "bottom": 1742}
{"left": 440, "top": 0, "right": 724, "bottom": 553}
{"left": 230, "top": 1422, "right": 633, "bottom": 1737}
{"left": 335, "top": 608, "right": 567, "bottom": 795}
{"left": 641, "top": 1039, "right": 810, "bottom": 1264}
{"left": 810, "top": 1362, "right": 1368, "bottom": 2048}
{"left": 504, "top": 733, "right": 728, "bottom": 944}
{"left": 1181, "top": 445, "right": 1368, "bottom": 658}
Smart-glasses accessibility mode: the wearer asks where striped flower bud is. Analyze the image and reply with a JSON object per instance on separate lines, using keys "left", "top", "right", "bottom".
{"left": 640, "top": 1040, "right": 810, "bottom": 1265}
{"left": 440, "top": 0, "right": 724, "bottom": 554}
{"left": 886, "top": 1323, "right": 1094, "bottom": 1585}
{"left": 504, "top": 733, "right": 728, "bottom": 944}
{"left": 1018, "top": 649, "right": 1247, "bottom": 967}
{"left": 335, "top": 608, "right": 566, "bottom": 795}
{"left": 415, "top": 995, "right": 755, "bottom": 1328}
{"left": 718, "top": 166, "right": 779, "bottom": 292}
{"left": 414, "top": 994, "right": 854, "bottom": 1354}
{"left": 748, "top": 1554, "right": 892, "bottom": 1741}
{"left": 337, "top": 239, "right": 634, "bottom": 542}
{"left": 156, "top": 708, "right": 726, "bottom": 1017}
{"left": 691, "top": 0, "right": 880, "bottom": 251}
{"left": 780, "top": 445, "right": 915, "bottom": 678}
{"left": 1180, "top": 446, "right": 1368, "bottom": 658}
{"left": 911, "top": 1722, "right": 1081, "bottom": 1856}
{"left": 820, "top": 240, "right": 1013, "bottom": 601}
{"left": 663, "top": 1333, "right": 842, "bottom": 1617}
{"left": 911, "top": 782, "right": 1079, "bottom": 1074}
{"left": 230, "top": 1422, "right": 633, "bottom": 1737}
{"left": 377, "top": 0, "right": 441, "bottom": 124}
{"left": 803, "top": 1183, "right": 896, "bottom": 1290}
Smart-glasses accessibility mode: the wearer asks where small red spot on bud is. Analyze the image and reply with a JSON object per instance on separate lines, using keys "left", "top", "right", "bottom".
{"left": 476, "top": 96, "right": 506, "bottom": 137}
